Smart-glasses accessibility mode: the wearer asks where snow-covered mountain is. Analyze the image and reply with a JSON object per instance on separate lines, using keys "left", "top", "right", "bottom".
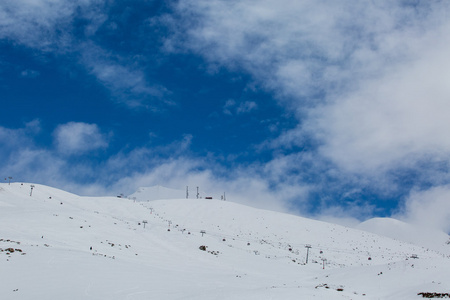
{"left": 128, "top": 185, "right": 223, "bottom": 201}
{"left": 357, "top": 217, "right": 450, "bottom": 253}
{"left": 1, "top": 183, "right": 449, "bottom": 299}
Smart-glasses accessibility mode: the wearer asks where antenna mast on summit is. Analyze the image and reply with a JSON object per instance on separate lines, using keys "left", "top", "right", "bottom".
{"left": 186, "top": 186, "right": 189, "bottom": 199}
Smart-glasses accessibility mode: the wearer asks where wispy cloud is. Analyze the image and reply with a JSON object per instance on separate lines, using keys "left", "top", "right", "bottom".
{"left": 0, "top": 0, "right": 90, "bottom": 51}
{"left": 0, "top": 0, "right": 168, "bottom": 108}
{"left": 167, "top": 0, "right": 442, "bottom": 102}
{"left": 0, "top": 122, "right": 308, "bottom": 213}
{"left": 0, "top": 122, "right": 66, "bottom": 184}
{"left": 20, "top": 69, "right": 40, "bottom": 78}
{"left": 396, "top": 186, "right": 450, "bottom": 233}
{"left": 165, "top": 0, "right": 450, "bottom": 224}
{"left": 53, "top": 122, "right": 108, "bottom": 155}
{"left": 0, "top": 120, "right": 41, "bottom": 154}
{"left": 223, "top": 99, "right": 257, "bottom": 115}
{"left": 3, "top": 0, "right": 450, "bottom": 227}
{"left": 111, "top": 157, "right": 309, "bottom": 213}
{"left": 309, "top": 24, "right": 450, "bottom": 175}
{"left": 79, "top": 42, "right": 170, "bottom": 108}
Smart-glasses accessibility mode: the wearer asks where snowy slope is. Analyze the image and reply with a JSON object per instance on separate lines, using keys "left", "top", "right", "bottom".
{"left": 1, "top": 183, "right": 450, "bottom": 299}
{"left": 357, "top": 217, "right": 450, "bottom": 253}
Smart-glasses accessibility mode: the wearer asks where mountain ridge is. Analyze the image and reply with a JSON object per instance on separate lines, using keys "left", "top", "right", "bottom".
{"left": 1, "top": 182, "right": 449, "bottom": 299}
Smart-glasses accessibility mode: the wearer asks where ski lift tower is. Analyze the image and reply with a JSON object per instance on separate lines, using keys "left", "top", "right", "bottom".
{"left": 305, "top": 244, "right": 312, "bottom": 264}
{"left": 322, "top": 258, "right": 327, "bottom": 269}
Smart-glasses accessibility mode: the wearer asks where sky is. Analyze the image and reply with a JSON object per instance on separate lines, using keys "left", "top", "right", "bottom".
{"left": 1, "top": 0, "right": 450, "bottom": 230}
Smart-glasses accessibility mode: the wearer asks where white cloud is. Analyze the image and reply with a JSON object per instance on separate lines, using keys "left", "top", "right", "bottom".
{"left": 311, "top": 23, "right": 450, "bottom": 174}
{"left": 0, "top": 120, "right": 40, "bottom": 152}
{"left": 20, "top": 69, "right": 40, "bottom": 78}
{"left": 111, "top": 157, "right": 309, "bottom": 213}
{"left": 0, "top": 122, "right": 312, "bottom": 213}
{"left": 397, "top": 185, "right": 450, "bottom": 232}
{"left": 53, "top": 122, "right": 108, "bottom": 155}
{"left": 162, "top": 0, "right": 450, "bottom": 222}
{"left": 223, "top": 99, "right": 236, "bottom": 115}
{"left": 0, "top": 122, "right": 68, "bottom": 185}
{"left": 315, "top": 205, "right": 370, "bottom": 228}
{"left": 4, "top": 0, "right": 450, "bottom": 224}
{"left": 237, "top": 101, "right": 257, "bottom": 114}
{"left": 170, "top": 0, "right": 450, "bottom": 179}
{"left": 0, "top": 0, "right": 99, "bottom": 51}
{"left": 80, "top": 43, "right": 170, "bottom": 108}
{"left": 0, "top": 1, "right": 165, "bottom": 108}
{"left": 168, "top": 0, "right": 444, "bottom": 102}
{"left": 223, "top": 99, "right": 257, "bottom": 115}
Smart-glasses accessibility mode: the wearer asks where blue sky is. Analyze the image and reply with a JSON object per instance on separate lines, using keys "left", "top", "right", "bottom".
{"left": 2, "top": 0, "right": 450, "bottom": 230}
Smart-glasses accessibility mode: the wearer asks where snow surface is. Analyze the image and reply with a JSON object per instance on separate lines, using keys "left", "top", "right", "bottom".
{"left": 1, "top": 183, "right": 450, "bottom": 299}
{"left": 357, "top": 218, "right": 450, "bottom": 253}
